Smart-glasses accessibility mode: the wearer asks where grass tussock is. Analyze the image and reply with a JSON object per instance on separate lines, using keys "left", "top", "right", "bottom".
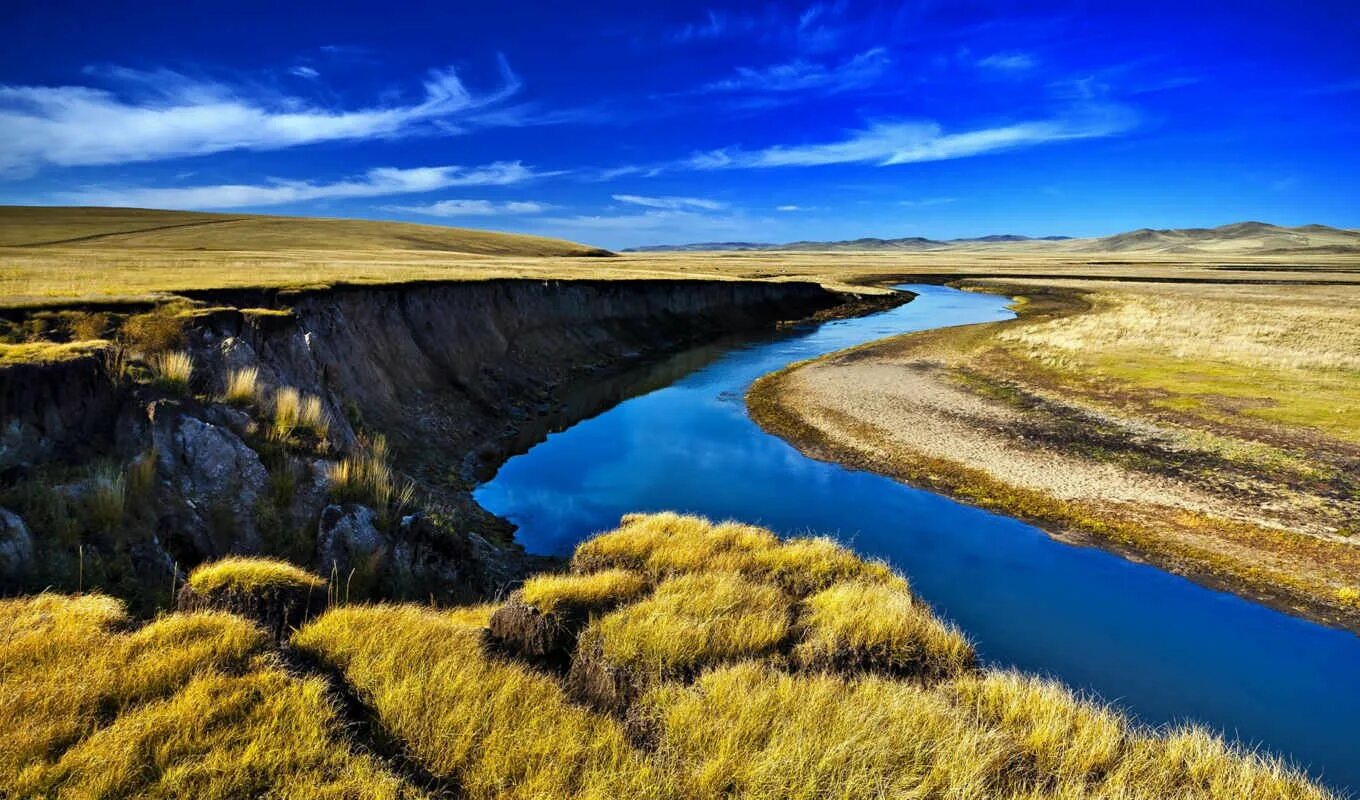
{"left": 582, "top": 571, "right": 791, "bottom": 677}
{"left": 272, "top": 385, "right": 331, "bottom": 441}
{"left": 222, "top": 365, "right": 260, "bottom": 405}
{"left": 181, "top": 557, "right": 329, "bottom": 641}
{"left": 519, "top": 568, "right": 649, "bottom": 614}
{"left": 0, "top": 593, "right": 425, "bottom": 799}
{"left": 149, "top": 349, "right": 193, "bottom": 391}
{"left": 326, "top": 434, "right": 415, "bottom": 516}
{"left": 794, "top": 579, "right": 975, "bottom": 678}
{"left": 186, "top": 556, "right": 327, "bottom": 595}
{"left": 293, "top": 604, "right": 665, "bottom": 800}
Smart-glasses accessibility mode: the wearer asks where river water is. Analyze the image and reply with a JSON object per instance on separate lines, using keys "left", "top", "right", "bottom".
{"left": 475, "top": 284, "right": 1360, "bottom": 792}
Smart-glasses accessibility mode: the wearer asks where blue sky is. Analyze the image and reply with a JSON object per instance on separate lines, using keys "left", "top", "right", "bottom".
{"left": 2, "top": 0, "right": 1357, "bottom": 248}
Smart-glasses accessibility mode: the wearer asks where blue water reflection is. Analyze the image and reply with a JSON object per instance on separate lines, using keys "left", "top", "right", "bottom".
{"left": 476, "top": 284, "right": 1359, "bottom": 792}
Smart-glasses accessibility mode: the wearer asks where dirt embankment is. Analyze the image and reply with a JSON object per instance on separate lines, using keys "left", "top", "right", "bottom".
{"left": 749, "top": 282, "right": 1360, "bottom": 632}
{"left": 0, "top": 278, "right": 870, "bottom": 609}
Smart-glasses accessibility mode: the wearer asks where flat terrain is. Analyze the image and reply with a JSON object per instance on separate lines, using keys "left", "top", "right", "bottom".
{"left": 751, "top": 279, "right": 1360, "bottom": 628}
{"left": 3, "top": 207, "right": 1359, "bottom": 308}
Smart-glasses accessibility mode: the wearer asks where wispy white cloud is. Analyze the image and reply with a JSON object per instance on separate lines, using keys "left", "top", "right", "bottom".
{"left": 776, "top": 205, "right": 804, "bottom": 211}
{"left": 670, "top": 10, "right": 755, "bottom": 43}
{"left": 289, "top": 66, "right": 321, "bottom": 80}
{"left": 0, "top": 59, "right": 521, "bottom": 176}
{"left": 668, "top": 2, "right": 849, "bottom": 53}
{"left": 976, "top": 52, "right": 1037, "bottom": 72}
{"left": 387, "top": 198, "right": 552, "bottom": 217}
{"left": 687, "top": 107, "right": 1136, "bottom": 170}
{"left": 898, "top": 197, "right": 957, "bottom": 207}
{"left": 612, "top": 193, "right": 725, "bottom": 210}
{"left": 700, "top": 48, "right": 890, "bottom": 95}
{"left": 56, "top": 162, "right": 545, "bottom": 209}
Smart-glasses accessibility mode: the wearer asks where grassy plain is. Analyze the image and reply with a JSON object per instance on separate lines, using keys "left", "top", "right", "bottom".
{"left": 4, "top": 206, "right": 1360, "bottom": 309}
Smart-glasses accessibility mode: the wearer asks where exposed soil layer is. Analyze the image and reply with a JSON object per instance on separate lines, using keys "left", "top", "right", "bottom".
{"left": 0, "top": 278, "right": 867, "bottom": 609}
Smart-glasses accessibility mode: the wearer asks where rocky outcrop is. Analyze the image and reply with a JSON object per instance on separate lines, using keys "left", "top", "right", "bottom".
{"left": 0, "top": 508, "right": 34, "bottom": 585}
{"left": 149, "top": 401, "right": 270, "bottom": 561}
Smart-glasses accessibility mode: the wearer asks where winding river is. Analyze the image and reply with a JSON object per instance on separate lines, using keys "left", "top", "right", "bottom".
{"left": 475, "top": 284, "right": 1360, "bottom": 793}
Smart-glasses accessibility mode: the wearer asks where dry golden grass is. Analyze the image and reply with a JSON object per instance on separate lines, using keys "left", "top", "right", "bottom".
{"left": 794, "top": 578, "right": 975, "bottom": 678}
{"left": 326, "top": 434, "right": 415, "bottom": 515}
{"left": 994, "top": 282, "right": 1360, "bottom": 440}
{"left": 149, "top": 349, "right": 193, "bottom": 391}
{"left": 186, "top": 556, "right": 327, "bottom": 594}
{"left": 582, "top": 571, "right": 792, "bottom": 676}
{"left": 0, "top": 593, "right": 419, "bottom": 799}
{"left": 292, "top": 603, "right": 665, "bottom": 800}
{"left": 519, "top": 568, "right": 649, "bottom": 614}
{"left": 0, "top": 339, "right": 110, "bottom": 364}
{"left": 8, "top": 515, "right": 1327, "bottom": 799}
{"left": 222, "top": 365, "right": 260, "bottom": 405}
{"left": 6, "top": 206, "right": 1360, "bottom": 310}
{"left": 273, "top": 385, "right": 331, "bottom": 441}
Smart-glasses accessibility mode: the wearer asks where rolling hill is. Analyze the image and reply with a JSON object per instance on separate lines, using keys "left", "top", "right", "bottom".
{"left": 0, "top": 206, "right": 612, "bottom": 258}
{"left": 625, "top": 222, "right": 1360, "bottom": 255}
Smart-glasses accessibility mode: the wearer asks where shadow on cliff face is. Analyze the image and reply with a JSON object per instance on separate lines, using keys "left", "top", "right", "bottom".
{"left": 0, "top": 279, "right": 857, "bottom": 614}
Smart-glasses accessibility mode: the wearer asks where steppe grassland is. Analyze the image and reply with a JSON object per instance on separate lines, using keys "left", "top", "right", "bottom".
{"left": 0, "top": 594, "right": 420, "bottom": 799}
{"left": 3, "top": 515, "right": 1336, "bottom": 799}
{"left": 296, "top": 513, "right": 1330, "bottom": 800}
{"left": 993, "top": 281, "right": 1360, "bottom": 441}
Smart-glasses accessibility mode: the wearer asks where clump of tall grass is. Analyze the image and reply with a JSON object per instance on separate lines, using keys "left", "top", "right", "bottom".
{"left": 572, "top": 512, "right": 894, "bottom": 595}
{"left": 794, "top": 579, "right": 975, "bottom": 678}
{"left": 520, "top": 568, "right": 649, "bottom": 614}
{"left": 326, "top": 435, "right": 415, "bottom": 516}
{"left": 0, "top": 594, "right": 425, "bottom": 799}
{"left": 293, "top": 604, "right": 665, "bottom": 800}
{"left": 222, "top": 366, "right": 260, "bottom": 406}
{"left": 272, "top": 385, "right": 330, "bottom": 441}
{"left": 589, "top": 571, "right": 790, "bottom": 674}
{"left": 185, "top": 556, "right": 327, "bottom": 595}
{"left": 181, "top": 557, "right": 328, "bottom": 641}
{"left": 83, "top": 462, "right": 126, "bottom": 531}
{"left": 149, "top": 349, "right": 193, "bottom": 392}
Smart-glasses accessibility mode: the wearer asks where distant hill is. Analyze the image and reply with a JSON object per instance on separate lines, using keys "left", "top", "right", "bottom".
{"left": 627, "top": 234, "right": 1070, "bottom": 253}
{"left": 625, "top": 223, "right": 1359, "bottom": 255}
{"left": 0, "top": 206, "right": 613, "bottom": 257}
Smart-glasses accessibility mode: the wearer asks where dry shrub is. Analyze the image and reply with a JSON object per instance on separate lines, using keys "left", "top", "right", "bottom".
{"left": 119, "top": 310, "right": 183, "bottom": 354}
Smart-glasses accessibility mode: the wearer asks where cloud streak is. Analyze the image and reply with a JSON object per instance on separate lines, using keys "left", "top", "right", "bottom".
{"left": 699, "top": 48, "right": 890, "bottom": 95}
{"left": 686, "top": 107, "right": 1136, "bottom": 170}
{"left": 388, "top": 198, "right": 552, "bottom": 217}
{"left": 56, "top": 162, "right": 545, "bottom": 209}
{"left": 0, "top": 59, "right": 521, "bottom": 176}
{"left": 613, "top": 193, "right": 725, "bottom": 210}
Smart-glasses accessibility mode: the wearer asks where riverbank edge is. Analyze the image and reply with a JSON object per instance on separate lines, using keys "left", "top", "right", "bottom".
{"left": 746, "top": 280, "right": 1360, "bottom": 634}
